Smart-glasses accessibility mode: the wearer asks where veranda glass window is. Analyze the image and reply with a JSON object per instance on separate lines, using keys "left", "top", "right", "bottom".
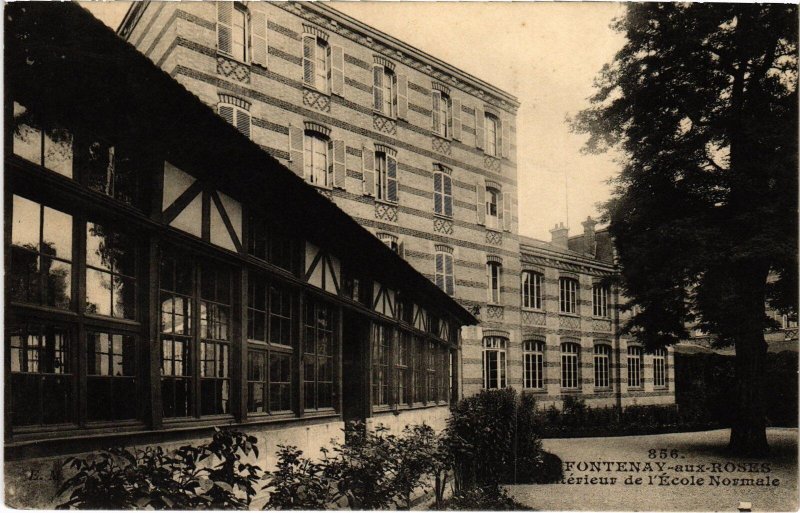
{"left": 303, "top": 296, "right": 335, "bottom": 410}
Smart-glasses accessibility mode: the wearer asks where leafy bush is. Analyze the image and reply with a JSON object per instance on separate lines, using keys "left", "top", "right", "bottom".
{"left": 437, "top": 485, "right": 532, "bottom": 511}
{"left": 261, "top": 445, "right": 338, "bottom": 510}
{"left": 447, "top": 388, "right": 548, "bottom": 489}
{"left": 56, "top": 428, "right": 261, "bottom": 510}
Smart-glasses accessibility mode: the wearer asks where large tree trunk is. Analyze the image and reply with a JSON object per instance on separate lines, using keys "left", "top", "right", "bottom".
{"left": 728, "top": 329, "right": 769, "bottom": 456}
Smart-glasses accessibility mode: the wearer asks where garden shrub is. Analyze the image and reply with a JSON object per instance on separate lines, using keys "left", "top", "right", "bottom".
{"left": 261, "top": 445, "right": 338, "bottom": 510}
{"left": 437, "top": 485, "right": 532, "bottom": 511}
{"left": 56, "top": 428, "right": 261, "bottom": 510}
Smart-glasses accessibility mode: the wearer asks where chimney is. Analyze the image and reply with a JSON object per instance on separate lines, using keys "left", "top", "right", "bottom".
{"left": 582, "top": 216, "right": 598, "bottom": 255}
{"left": 549, "top": 222, "right": 569, "bottom": 249}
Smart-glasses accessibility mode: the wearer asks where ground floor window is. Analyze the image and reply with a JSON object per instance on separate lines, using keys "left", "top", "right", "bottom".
{"left": 593, "top": 343, "right": 611, "bottom": 389}
{"left": 561, "top": 341, "right": 580, "bottom": 389}
{"left": 372, "top": 323, "right": 390, "bottom": 406}
{"left": 627, "top": 346, "right": 643, "bottom": 388}
{"left": 482, "top": 336, "right": 507, "bottom": 389}
{"left": 652, "top": 348, "right": 666, "bottom": 388}
{"left": 303, "top": 295, "right": 335, "bottom": 411}
{"left": 87, "top": 331, "right": 137, "bottom": 421}
{"left": 396, "top": 332, "right": 411, "bottom": 405}
{"left": 523, "top": 340, "right": 544, "bottom": 389}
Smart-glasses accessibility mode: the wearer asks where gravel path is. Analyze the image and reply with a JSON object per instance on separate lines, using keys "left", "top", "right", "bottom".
{"left": 506, "top": 428, "right": 797, "bottom": 512}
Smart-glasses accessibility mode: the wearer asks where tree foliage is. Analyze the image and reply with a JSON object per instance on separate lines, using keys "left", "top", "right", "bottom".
{"left": 573, "top": 3, "right": 797, "bottom": 454}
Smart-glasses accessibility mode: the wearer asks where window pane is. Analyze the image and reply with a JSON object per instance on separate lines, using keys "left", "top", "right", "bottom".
{"left": 44, "top": 128, "right": 74, "bottom": 178}
{"left": 12, "top": 102, "right": 42, "bottom": 164}
{"left": 86, "top": 140, "right": 115, "bottom": 195}
{"left": 86, "top": 268, "right": 112, "bottom": 316}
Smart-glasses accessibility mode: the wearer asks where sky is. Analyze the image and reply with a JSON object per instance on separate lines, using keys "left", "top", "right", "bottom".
{"left": 82, "top": 1, "right": 627, "bottom": 241}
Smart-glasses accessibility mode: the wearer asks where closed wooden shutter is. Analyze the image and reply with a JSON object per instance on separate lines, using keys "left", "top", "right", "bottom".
{"left": 443, "top": 174, "right": 453, "bottom": 217}
{"left": 431, "top": 91, "right": 441, "bottom": 132}
{"left": 452, "top": 98, "right": 462, "bottom": 141}
{"left": 373, "top": 66, "right": 383, "bottom": 111}
{"left": 387, "top": 155, "right": 398, "bottom": 202}
{"left": 475, "top": 104, "right": 485, "bottom": 150}
{"left": 444, "top": 254, "right": 454, "bottom": 296}
{"left": 476, "top": 179, "right": 486, "bottom": 225}
{"left": 363, "top": 145, "right": 375, "bottom": 196}
{"left": 502, "top": 192, "right": 512, "bottom": 231}
{"left": 219, "top": 104, "right": 234, "bottom": 125}
{"left": 397, "top": 74, "right": 408, "bottom": 120}
{"left": 236, "top": 109, "right": 251, "bottom": 138}
{"left": 331, "top": 45, "right": 344, "bottom": 96}
{"left": 251, "top": 11, "right": 268, "bottom": 67}
{"left": 302, "top": 37, "right": 315, "bottom": 85}
{"left": 332, "top": 139, "right": 345, "bottom": 189}
{"left": 288, "top": 124, "right": 304, "bottom": 176}
{"left": 433, "top": 172, "right": 442, "bottom": 214}
{"left": 217, "top": 2, "right": 233, "bottom": 54}
{"left": 435, "top": 253, "right": 444, "bottom": 290}
{"left": 501, "top": 115, "right": 511, "bottom": 158}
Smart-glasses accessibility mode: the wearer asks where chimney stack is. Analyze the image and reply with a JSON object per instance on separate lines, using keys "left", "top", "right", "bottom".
{"left": 582, "top": 216, "right": 597, "bottom": 255}
{"left": 549, "top": 222, "right": 569, "bottom": 249}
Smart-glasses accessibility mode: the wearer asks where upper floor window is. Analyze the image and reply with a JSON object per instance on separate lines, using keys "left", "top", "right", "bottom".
{"left": 482, "top": 336, "right": 507, "bottom": 389}
{"left": 487, "top": 261, "right": 502, "bottom": 304}
{"left": 373, "top": 65, "right": 396, "bottom": 117}
{"left": 375, "top": 151, "right": 398, "bottom": 202}
{"left": 433, "top": 166, "right": 453, "bottom": 217}
{"left": 486, "top": 187, "right": 500, "bottom": 230}
{"left": 593, "top": 284, "right": 609, "bottom": 318}
{"left": 521, "top": 271, "right": 543, "bottom": 310}
{"left": 435, "top": 249, "right": 455, "bottom": 297}
{"left": 217, "top": 3, "right": 248, "bottom": 62}
{"left": 627, "top": 346, "right": 643, "bottom": 388}
{"left": 378, "top": 233, "right": 402, "bottom": 256}
{"left": 652, "top": 348, "right": 667, "bottom": 389}
{"left": 303, "top": 131, "right": 330, "bottom": 187}
{"left": 12, "top": 102, "right": 74, "bottom": 178}
{"left": 523, "top": 340, "right": 544, "bottom": 390}
{"left": 432, "top": 90, "right": 451, "bottom": 138}
{"left": 559, "top": 277, "right": 578, "bottom": 314}
{"left": 485, "top": 113, "right": 499, "bottom": 157}
{"left": 303, "top": 36, "right": 330, "bottom": 93}
{"left": 218, "top": 101, "right": 251, "bottom": 139}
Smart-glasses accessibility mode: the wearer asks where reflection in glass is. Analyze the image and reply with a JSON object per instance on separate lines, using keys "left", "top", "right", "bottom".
{"left": 44, "top": 128, "right": 73, "bottom": 178}
{"left": 85, "top": 222, "right": 136, "bottom": 319}
{"left": 12, "top": 102, "right": 42, "bottom": 164}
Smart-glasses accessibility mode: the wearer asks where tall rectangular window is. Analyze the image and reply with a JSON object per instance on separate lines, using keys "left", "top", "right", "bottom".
{"left": 482, "top": 337, "right": 507, "bottom": 389}
{"left": 9, "top": 195, "right": 73, "bottom": 309}
{"left": 199, "top": 263, "right": 231, "bottom": 416}
{"left": 485, "top": 188, "right": 500, "bottom": 230}
{"left": 559, "top": 277, "right": 578, "bottom": 314}
{"left": 414, "top": 336, "right": 426, "bottom": 402}
{"left": 231, "top": 5, "right": 247, "bottom": 62}
{"left": 303, "top": 296, "right": 335, "bottom": 410}
{"left": 303, "top": 36, "right": 329, "bottom": 93}
{"left": 431, "top": 91, "right": 451, "bottom": 137}
{"left": 561, "top": 342, "right": 580, "bottom": 389}
{"left": 627, "top": 346, "right": 643, "bottom": 388}
{"left": 653, "top": 348, "right": 666, "bottom": 388}
{"left": 523, "top": 340, "right": 544, "bottom": 390}
{"left": 427, "top": 341, "right": 437, "bottom": 401}
{"left": 435, "top": 251, "right": 455, "bottom": 296}
{"left": 521, "top": 271, "right": 542, "bottom": 310}
{"left": 593, "top": 284, "right": 609, "bottom": 317}
{"left": 485, "top": 113, "right": 499, "bottom": 157}
{"left": 375, "top": 152, "right": 398, "bottom": 202}
{"left": 594, "top": 344, "right": 611, "bottom": 389}
{"left": 396, "top": 332, "right": 411, "bottom": 405}
{"left": 372, "top": 324, "right": 390, "bottom": 406}
{"left": 160, "top": 250, "right": 194, "bottom": 418}
{"left": 304, "top": 132, "right": 330, "bottom": 187}
{"left": 487, "top": 262, "right": 501, "bottom": 304}
{"left": 85, "top": 222, "right": 137, "bottom": 320}
{"left": 86, "top": 331, "right": 137, "bottom": 421}
{"left": 433, "top": 167, "right": 453, "bottom": 217}
{"left": 373, "top": 66, "right": 396, "bottom": 117}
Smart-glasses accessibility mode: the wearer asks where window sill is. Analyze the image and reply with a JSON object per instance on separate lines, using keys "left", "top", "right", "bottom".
{"left": 523, "top": 387, "right": 547, "bottom": 393}
{"left": 216, "top": 50, "right": 249, "bottom": 67}
{"left": 522, "top": 307, "right": 545, "bottom": 313}
{"left": 559, "top": 312, "right": 580, "bottom": 318}
{"left": 432, "top": 132, "right": 452, "bottom": 142}
{"left": 592, "top": 316, "right": 611, "bottom": 321}
{"left": 374, "top": 198, "right": 399, "bottom": 207}
{"left": 309, "top": 181, "right": 333, "bottom": 192}
{"left": 433, "top": 212, "right": 453, "bottom": 221}
{"left": 485, "top": 225, "right": 502, "bottom": 234}
{"left": 303, "top": 83, "right": 331, "bottom": 97}
{"left": 373, "top": 110, "right": 397, "bottom": 121}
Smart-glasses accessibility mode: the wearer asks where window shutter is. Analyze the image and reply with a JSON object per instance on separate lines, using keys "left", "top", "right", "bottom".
{"left": 476, "top": 179, "right": 486, "bottom": 225}
{"left": 501, "top": 115, "right": 511, "bottom": 158}
{"left": 219, "top": 104, "right": 234, "bottom": 125}
{"left": 398, "top": 240, "right": 405, "bottom": 259}
{"left": 331, "top": 45, "right": 344, "bottom": 96}
{"left": 452, "top": 98, "right": 462, "bottom": 141}
{"left": 387, "top": 155, "right": 398, "bottom": 202}
{"left": 433, "top": 173, "right": 442, "bottom": 214}
{"left": 217, "top": 2, "right": 233, "bottom": 54}
{"left": 431, "top": 91, "right": 441, "bottom": 132}
{"left": 475, "top": 104, "right": 485, "bottom": 150}
{"left": 332, "top": 139, "right": 345, "bottom": 189}
{"left": 397, "top": 74, "right": 408, "bottom": 120}
{"left": 362, "top": 145, "right": 375, "bottom": 196}
{"left": 373, "top": 66, "right": 383, "bottom": 111}
{"left": 236, "top": 109, "right": 251, "bottom": 138}
{"left": 511, "top": 195, "right": 518, "bottom": 231}
{"left": 502, "top": 192, "right": 512, "bottom": 231}
{"left": 444, "top": 255, "right": 454, "bottom": 296}
{"left": 302, "top": 37, "right": 315, "bottom": 85}
{"left": 251, "top": 11, "right": 268, "bottom": 67}
{"left": 435, "top": 253, "right": 444, "bottom": 290}
{"left": 444, "top": 175, "right": 453, "bottom": 217}
{"left": 288, "top": 124, "right": 304, "bottom": 176}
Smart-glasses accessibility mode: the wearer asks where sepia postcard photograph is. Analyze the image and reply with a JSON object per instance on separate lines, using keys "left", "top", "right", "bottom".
{"left": 3, "top": 0, "right": 798, "bottom": 510}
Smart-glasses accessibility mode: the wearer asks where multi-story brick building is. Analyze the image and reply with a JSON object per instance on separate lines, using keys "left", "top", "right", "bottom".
{"left": 118, "top": 1, "right": 674, "bottom": 409}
